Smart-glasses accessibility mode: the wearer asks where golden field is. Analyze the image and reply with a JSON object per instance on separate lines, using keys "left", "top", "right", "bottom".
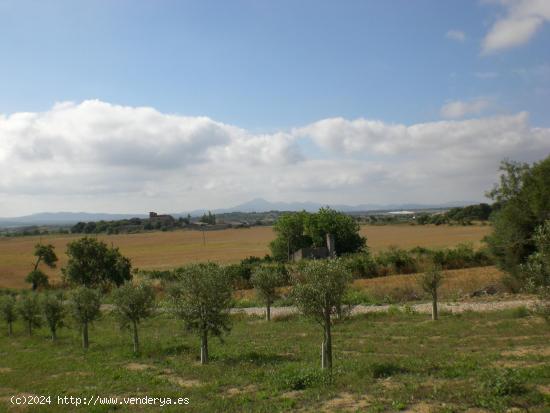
{"left": 0, "top": 224, "right": 492, "bottom": 289}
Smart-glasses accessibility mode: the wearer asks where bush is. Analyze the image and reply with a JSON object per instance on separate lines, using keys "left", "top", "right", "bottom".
{"left": 342, "top": 253, "right": 378, "bottom": 278}
{"left": 272, "top": 366, "right": 331, "bottom": 390}
{"left": 376, "top": 247, "right": 418, "bottom": 275}
{"left": 369, "top": 362, "right": 408, "bottom": 378}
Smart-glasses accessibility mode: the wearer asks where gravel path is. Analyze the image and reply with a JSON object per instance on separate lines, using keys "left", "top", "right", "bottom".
{"left": 230, "top": 299, "right": 538, "bottom": 317}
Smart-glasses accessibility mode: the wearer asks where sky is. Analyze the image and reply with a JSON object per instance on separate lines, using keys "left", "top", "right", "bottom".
{"left": 0, "top": 0, "right": 549, "bottom": 216}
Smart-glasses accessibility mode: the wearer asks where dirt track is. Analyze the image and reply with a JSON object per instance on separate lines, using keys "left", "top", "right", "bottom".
{"left": 230, "top": 298, "right": 538, "bottom": 317}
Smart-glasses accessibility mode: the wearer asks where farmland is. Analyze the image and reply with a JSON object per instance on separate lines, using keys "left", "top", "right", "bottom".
{"left": 0, "top": 307, "right": 548, "bottom": 412}
{"left": 0, "top": 225, "right": 492, "bottom": 289}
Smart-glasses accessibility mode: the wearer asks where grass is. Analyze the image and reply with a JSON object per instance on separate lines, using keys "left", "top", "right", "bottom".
{"left": 1, "top": 309, "right": 549, "bottom": 412}
{"left": 0, "top": 224, "right": 492, "bottom": 289}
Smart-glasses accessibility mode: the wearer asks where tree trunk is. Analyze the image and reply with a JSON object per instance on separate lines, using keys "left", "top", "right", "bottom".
{"left": 432, "top": 290, "right": 438, "bottom": 321}
{"left": 28, "top": 321, "right": 32, "bottom": 336}
{"left": 8, "top": 321, "right": 12, "bottom": 336}
{"left": 200, "top": 330, "right": 209, "bottom": 364}
{"left": 51, "top": 326, "right": 57, "bottom": 341}
{"left": 82, "top": 321, "right": 89, "bottom": 349}
{"left": 266, "top": 300, "right": 271, "bottom": 321}
{"left": 322, "top": 309, "right": 333, "bottom": 371}
{"left": 132, "top": 320, "right": 139, "bottom": 354}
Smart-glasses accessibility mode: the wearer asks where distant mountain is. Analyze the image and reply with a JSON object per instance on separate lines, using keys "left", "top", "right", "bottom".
{"left": 183, "top": 198, "right": 476, "bottom": 215}
{"left": 0, "top": 212, "right": 147, "bottom": 227}
{"left": 0, "top": 199, "right": 478, "bottom": 227}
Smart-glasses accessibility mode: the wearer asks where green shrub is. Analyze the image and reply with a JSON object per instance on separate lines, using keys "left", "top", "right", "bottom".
{"left": 272, "top": 366, "right": 331, "bottom": 390}
{"left": 510, "top": 306, "right": 530, "bottom": 318}
{"left": 369, "top": 362, "right": 408, "bottom": 378}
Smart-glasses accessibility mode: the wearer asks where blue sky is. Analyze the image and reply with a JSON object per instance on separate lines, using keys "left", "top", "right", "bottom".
{"left": 0, "top": 0, "right": 549, "bottom": 215}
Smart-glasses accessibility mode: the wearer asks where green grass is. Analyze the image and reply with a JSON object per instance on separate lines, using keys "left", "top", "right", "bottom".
{"left": 0, "top": 309, "right": 549, "bottom": 412}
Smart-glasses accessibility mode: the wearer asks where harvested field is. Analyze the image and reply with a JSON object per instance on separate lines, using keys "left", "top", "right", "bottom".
{"left": 0, "top": 224, "right": 492, "bottom": 289}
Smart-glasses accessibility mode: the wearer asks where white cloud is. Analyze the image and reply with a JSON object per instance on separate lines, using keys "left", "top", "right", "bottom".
{"left": 446, "top": 30, "right": 466, "bottom": 42}
{"left": 1, "top": 100, "right": 550, "bottom": 215}
{"left": 440, "top": 98, "right": 491, "bottom": 119}
{"left": 482, "top": 0, "right": 550, "bottom": 54}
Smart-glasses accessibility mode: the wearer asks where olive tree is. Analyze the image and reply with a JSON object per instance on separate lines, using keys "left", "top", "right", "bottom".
{"left": 41, "top": 293, "right": 65, "bottom": 341}
{"left": 17, "top": 293, "right": 42, "bottom": 335}
{"left": 69, "top": 287, "right": 101, "bottom": 349}
{"left": 112, "top": 283, "right": 156, "bottom": 353}
{"left": 292, "top": 259, "right": 352, "bottom": 371}
{"left": 168, "top": 263, "right": 233, "bottom": 364}
{"left": 418, "top": 266, "right": 444, "bottom": 320}
{"left": 0, "top": 295, "right": 17, "bottom": 336}
{"left": 251, "top": 265, "right": 286, "bottom": 321}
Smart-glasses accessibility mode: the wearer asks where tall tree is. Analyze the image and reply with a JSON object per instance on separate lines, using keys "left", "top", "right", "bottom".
{"left": 69, "top": 287, "right": 102, "bottom": 349}
{"left": 63, "top": 237, "right": 132, "bottom": 290}
{"left": 485, "top": 156, "right": 550, "bottom": 290}
{"left": 168, "top": 263, "right": 233, "bottom": 364}
{"left": 292, "top": 259, "right": 352, "bottom": 371}
{"left": 112, "top": 282, "right": 156, "bottom": 353}
{"left": 26, "top": 243, "right": 58, "bottom": 290}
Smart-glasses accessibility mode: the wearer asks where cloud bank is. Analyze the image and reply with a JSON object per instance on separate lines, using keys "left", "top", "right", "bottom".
{"left": 1, "top": 100, "right": 549, "bottom": 215}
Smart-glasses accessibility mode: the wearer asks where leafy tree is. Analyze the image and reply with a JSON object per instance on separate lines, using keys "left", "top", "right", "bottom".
{"left": 41, "top": 293, "right": 65, "bottom": 341}
{"left": 112, "top": 283, "right": 156, "bottom": 353}
{"left": 26, "top": 243, "right": 58, "bottom": 290}
{"left": 25, "top": 269, "right": 50, "bottom": 291}
{"left": 69, "top": 287, "right": 102, "bottom": 349}
{"left": 520, "top": 220, "right": 550, "bottom": 323}
{"left": 200, "top": 211, "right": 216, "bottom": 225}
{"left": 305, "top": 207, "right": 366, "bottom": 255}
{"left": 251, "top": 265, "right": 286, "bottom": 321}
{"left": 485, "top": 156, "right": 550, "bottom": 290}
{"left": 292, "top": 259, "right": 352, "bottom": 370}
{"left": 270, "top": 211, "right": 312, "bottom": 261}
{"left": 0, "top": 295, "right": 17, "bottom": 336}
{"left": 168, "top": 263, "right": 233, "bottom": 364}
{"left": 270, "top": 209, "right": 365, "bottom": 261}
{"left": 418, "top": 267, "right": 444, "bottom": 320}
{"left": 17, "top": 293, "right": 42, "bottom": 335}
{"left": 63, "top": 237, "right": 132, "bottom": 290}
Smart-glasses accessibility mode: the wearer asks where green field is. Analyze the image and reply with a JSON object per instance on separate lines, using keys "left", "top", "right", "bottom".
{"left": 1, "top": 309, "right": 549, "bottom": 412}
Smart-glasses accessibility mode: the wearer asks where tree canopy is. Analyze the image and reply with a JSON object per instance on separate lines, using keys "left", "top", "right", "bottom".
{"left": 270, "top": 208, "right": 366, "bottom": 261}
{"left": 63, "top": 237, "right": 132, "bottom": 290}
{"left": 485, "top": 156, "right": 550, "bottom": 290}
{"left": 168, "top": 263, "right": 233, "bottom": 364}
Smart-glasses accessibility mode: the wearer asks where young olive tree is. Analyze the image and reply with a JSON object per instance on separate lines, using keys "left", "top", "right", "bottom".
{"left": 41, "top": 293, "right": 65, "bottom": 341}
{"left": 112, "top": 283, "right": 156, "bottom": 353}
{"left": 292, "top": 259, "right": 352, "bottom": 371}
{"left": 251, "top": 265, "right": 286, "bottom": 321}
{"left": 70, "top": 287, "right": 101, "bottom": 349}
{"left": 418, "top": 267, "right": 444, "bottom": 320}
{"left": 26, "top": 243, "right": 58, "bottom": 290}
{"left": 168, "top": 263, "right": 233, "bottom": 364}
{"left": 0, "top": 295, "right": 17, "bottom": 336}
{"left": 17, "top": 293, "right": 42, "bottom": 335}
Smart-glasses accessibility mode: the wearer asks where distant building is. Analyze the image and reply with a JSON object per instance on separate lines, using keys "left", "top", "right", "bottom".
{"left": 148, "top": 211, "right": 175, "bottom": 225}
{"left": 291, "top": 234, "right": 336, "bottom": 261}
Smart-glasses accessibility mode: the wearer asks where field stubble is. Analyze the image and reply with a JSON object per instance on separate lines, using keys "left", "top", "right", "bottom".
{"left": 0, "top": 224, "right": 492, "bottom": 289}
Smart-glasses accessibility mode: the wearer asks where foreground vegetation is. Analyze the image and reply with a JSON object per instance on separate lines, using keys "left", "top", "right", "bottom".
{"left": 1, "top": 309, "right": 548, "bottom": 412}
